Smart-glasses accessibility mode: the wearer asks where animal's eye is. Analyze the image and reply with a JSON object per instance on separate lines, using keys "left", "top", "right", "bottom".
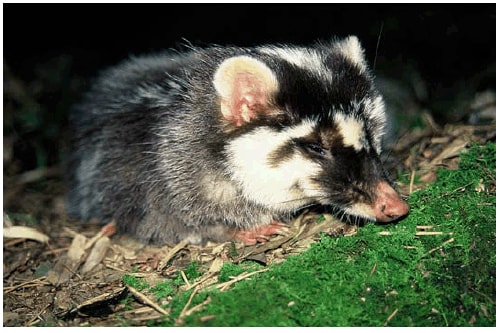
{"left": 305, "top": 143, "right": 327, "bottom": 157}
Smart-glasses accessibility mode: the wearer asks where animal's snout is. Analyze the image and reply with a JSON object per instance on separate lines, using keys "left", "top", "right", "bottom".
{"left": 371, "top": 181, "right": 409, "bottom": 222}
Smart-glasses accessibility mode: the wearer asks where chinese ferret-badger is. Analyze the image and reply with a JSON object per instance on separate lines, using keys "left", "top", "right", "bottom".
{"left": 67, "top": 36, "right": 409, "bottom": 246}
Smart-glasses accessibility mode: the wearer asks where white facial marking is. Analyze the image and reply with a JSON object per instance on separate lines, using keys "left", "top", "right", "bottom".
{"left": 336, "top": 36, "right": 367, "bottom": 70}
{"left": 259, "top": 46, "right": 332, "bottom": 83}
{"left": 364, "top": 95, "right": 386, "bottom": 153}
{"left": 333, "top": 114, "right": 365, "bottom": 151}
{"left": 226, "top": 119, "right": 322, "bottom": 211}
{"left": 345, "top": 203, "right": 376, "bottom": 221}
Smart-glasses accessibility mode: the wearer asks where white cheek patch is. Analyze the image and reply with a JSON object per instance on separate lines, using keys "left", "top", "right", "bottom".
{"left": 226, "top": 119, "right": 322, "bottom": 210}
{"left": 333, "top": 114, "right": 366, "bottom": 151}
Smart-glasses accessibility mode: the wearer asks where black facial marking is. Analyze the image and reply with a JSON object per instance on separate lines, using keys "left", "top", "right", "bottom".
{"left": 268, "top": 140, "right": 296, "bottom": 168}
{"left": 312, "top": 145, "right": 386, "bottom": 209}
{"left": 272, "top": 53, "right": 375, "bottom": 123}
{"left": 318, "top": 123, "right": 344, "bottom": 151}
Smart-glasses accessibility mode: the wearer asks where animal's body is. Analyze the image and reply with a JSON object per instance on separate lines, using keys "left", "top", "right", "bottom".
{"left": 67, "top": 36, "right": 409, "bottom": 245}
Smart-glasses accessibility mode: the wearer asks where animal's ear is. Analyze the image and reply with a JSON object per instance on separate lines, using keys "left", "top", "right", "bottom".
{"left": 336, "top": 36, "right": 368, "bottom": 70}
{"left": 213, "top": 56, "right": 278, "bottom": 127}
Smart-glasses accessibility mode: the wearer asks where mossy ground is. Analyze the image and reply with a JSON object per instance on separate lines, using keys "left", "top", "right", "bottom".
{"left": 137, "top": 143, "right": 496, "bottom": 327}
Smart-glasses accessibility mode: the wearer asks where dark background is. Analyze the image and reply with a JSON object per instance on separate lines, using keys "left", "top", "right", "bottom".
{"left": 3, "top": 3, "right": 496, "bottom": 172}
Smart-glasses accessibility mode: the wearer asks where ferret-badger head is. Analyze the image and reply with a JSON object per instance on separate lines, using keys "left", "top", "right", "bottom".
{"left": 68, "top": 36, "right": 409, "bottom": 246}
{"left": 212, "top": 36, "right": 409, "bottom": 226}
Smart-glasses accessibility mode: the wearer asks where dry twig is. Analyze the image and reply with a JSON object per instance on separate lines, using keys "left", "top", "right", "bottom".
{"left": 4, "top": 277, "right": 50, "bottom": 294}
{"left": 384, "top": 308, "right": 399, "bottom": 326}
{"left": 127, "top": 285, "right": 170, "bottom": 316}
{"left": 216, "top": 268, "right": 269, "bottom": 292}
{"left": 159, "top": 240, "right": 188, "bottom": 271}
{"left": 175, "top": 285, "right": 212, "bottom": 325}
{"left": 424, "top": 238, "right": 455, "bottom": 257}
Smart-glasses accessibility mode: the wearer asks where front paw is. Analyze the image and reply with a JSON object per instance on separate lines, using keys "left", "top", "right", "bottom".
{"left": 234, "top": 221, "right": 289, "bottom": 245}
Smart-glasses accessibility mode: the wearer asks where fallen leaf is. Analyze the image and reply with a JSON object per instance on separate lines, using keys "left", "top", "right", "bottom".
{"left": 80, "top": 236, "right": 111, "bottom": 274}
{"left": 47, "top": 234, "right": 87, "bottom": 285}
{"left": 3, "top": 226, "right": 49, "bottom": 243}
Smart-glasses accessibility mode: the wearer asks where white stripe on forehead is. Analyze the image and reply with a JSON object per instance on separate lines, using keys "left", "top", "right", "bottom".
{"left": 333, "top": 113, "right": 366, "bottom": 151}
{"left": 259, "top": 46, "right": 332, "bottom": 83}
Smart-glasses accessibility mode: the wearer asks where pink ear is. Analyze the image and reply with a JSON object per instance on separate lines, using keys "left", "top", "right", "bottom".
{"left": 213, "top": 56, "right": 278, "bottom": 127}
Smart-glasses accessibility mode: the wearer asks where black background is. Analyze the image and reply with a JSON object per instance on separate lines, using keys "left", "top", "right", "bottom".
{"left": 4, "top": 3, "right": 495, "bottom": 87}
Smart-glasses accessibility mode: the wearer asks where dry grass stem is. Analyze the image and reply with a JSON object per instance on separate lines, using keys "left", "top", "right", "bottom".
{"left": 127, "top": 285, "right": 170, "bottom": 316}
{"left": 4, "top": 277, "right": 49, "bottom": 294}
{"left": 425, "top": 238, "right": 455, "bottom": 256}
{"left": 383, "top": 308, "right": 399, "bottom": 326}
{"left": 216, "top": 268, "right": 269, "bottom": 292}
{"left": 159, "top": 240, "right": 188, "bottom": 271}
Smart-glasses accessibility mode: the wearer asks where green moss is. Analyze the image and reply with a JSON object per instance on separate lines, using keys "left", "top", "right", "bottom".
{"left": 163, "top": 143, "right": 495, "bottom": 327}
{"left": 316, "top": 214, "right": 326, "bottom": 223}
{"left": 184, "top": 262, "right": 202, "bottom": 281}
{"left": 119, "top": 295, "right": 135, "bottom": 311}
{"left": 218, "top": 262, "right": 245, "bottom": 283}
{"left": 218, "top": 262, "right": 262, "bottom": 283}
{"left": 149, "top": 280, "right": 175, "bottom": 302}
{"left": 122, "top": 275, "right": 149, "bottom": 291}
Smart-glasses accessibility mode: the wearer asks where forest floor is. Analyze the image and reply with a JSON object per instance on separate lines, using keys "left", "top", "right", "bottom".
{"left": 3, "top": 115, "right": 495, "bottom": 326}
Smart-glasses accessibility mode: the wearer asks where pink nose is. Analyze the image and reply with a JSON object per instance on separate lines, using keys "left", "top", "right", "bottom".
{"left": 371, "top": 181, "right": 409, "bottom": 222}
